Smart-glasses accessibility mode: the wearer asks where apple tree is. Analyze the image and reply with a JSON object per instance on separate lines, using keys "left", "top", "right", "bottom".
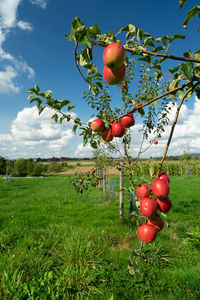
{"left": 27, "top": 0, "right": 200, "bottom": 253}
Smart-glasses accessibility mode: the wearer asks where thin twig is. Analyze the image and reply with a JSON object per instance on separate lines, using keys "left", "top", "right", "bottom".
{"left": 157, "top": 82, "right": 200, "bottom": 173}
{"left": 91, "top": 41, "right": 200, "bottom": 64}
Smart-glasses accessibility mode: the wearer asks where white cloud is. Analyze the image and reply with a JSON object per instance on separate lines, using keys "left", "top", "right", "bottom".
{"left": 0, "top": 106, "right": 78, "bottom": 158}
{"left": 17, "top": 20, "right": 33, "bottom": 31}
{"left": 29, "top": 0, "right": 49, "bottom": 9}
{"left": 1, "top": 97, "right": 200, "bottom": 159}
{"left": 0, "top": 0, "right": 45, "bottom": 94}
{"left": 0, "top": 66, "right": 20, "bottom": 93}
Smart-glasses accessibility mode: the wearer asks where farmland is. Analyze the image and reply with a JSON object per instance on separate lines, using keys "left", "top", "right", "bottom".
{"left": 0, "top": 174, "right": 200, "bottom": 299}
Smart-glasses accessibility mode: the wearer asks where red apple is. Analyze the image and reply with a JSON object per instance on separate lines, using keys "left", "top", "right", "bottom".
{"left": 157, "top": 196, "right": 172, "bottom": 213}
{"left": 111, "top": 122, "right": 125, "bottom": 137}
{"left": 140, "top": 197, "right": 158, "bottom": 217}
{"left": 103, "top": 64, "right": 126, "bottom": 85}
{"left": 151, "top": 179, "right": 169, "bottom": 199}
{"left": 103, "top": 42, "right": 125, "bottom": 70}
{"left": 91, "top": 119, "right": 105, "bottom": 132}
{"left": 159, "top": 171, "right": 170, "bottom": 183}
{"left": 101, "top": 128, "right": 113, "bottom": 142}
{"left": 136, "top": 184, "right": 150, "bottom": 200}
{"left": 154, "top": 140, "right": 158, "bottom": 145}
{"left": 137, "top": 223, "right": 157, "bottom": 243}
{"left": 122, "top": 82, "right": 127, "bottom": 88}
{"left": 120, "top": 113, "right": 135, "bottom": 128}
{"left": 147, "top": 214, "right": 165, "bottom": 231}
{"left": 91, "top": 168, "right": 96, "bottom": 174}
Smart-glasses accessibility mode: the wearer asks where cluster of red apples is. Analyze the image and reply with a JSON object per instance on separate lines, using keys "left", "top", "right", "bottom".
{"left": 90, "top": 113, "right": 135, "bottom": 141}
{"left": 136, "top": 172, "right": 172, "bottom": 243}
{"left": 103, "top": 42, "right": 126, "bottom": 85}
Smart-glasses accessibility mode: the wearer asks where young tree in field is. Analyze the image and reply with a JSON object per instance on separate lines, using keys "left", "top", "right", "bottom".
{"left": 27, "top": 0, "right": 200, "bottom": 252}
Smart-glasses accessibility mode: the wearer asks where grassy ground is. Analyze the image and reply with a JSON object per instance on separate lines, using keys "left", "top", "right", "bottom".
{"left": 0, "top": 175, "right": 200, "bottom": 299}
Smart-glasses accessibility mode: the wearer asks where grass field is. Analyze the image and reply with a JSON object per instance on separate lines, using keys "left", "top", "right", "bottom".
{"left": 0, "top": 175, "right": 200, "bottom": 299}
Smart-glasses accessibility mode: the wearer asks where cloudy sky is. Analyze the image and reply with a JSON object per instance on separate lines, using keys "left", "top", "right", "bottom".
{"left": 0, "top": 0, "right": 199, "bottom": 159}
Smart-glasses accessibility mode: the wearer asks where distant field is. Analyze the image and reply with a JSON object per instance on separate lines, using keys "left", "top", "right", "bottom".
{"left": 0, "top": 176, "right": 199, "bottom": 299}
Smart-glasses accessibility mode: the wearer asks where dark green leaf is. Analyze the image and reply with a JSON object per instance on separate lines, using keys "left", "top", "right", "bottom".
{"left": 179, "top": 0, "right": 188, "bottom": 9}
{"left": 60, "top": 100, "right": 71, "bottom": 108}
{"left": 183, "top": 5, "right": 200, "bottom": 28}
{"left": 51, "top": 113, "right": 58, "bottom": 122}
{"left": 153, "top": 46, "right": 166, "bottom": 52}
{"left": 38, "top": 106, "right": 45, "bottom": 115}
{"left": 80, "top": 34, "right": 92, "bottom": 49}
{"left": 87, "top": 24, "right": 101, "bottom": 38}
{"left": 181, "top": 62, "right": 193, "bottom": 79}
{"left": 68, "top": 104, "right": 75, "bottom": 111}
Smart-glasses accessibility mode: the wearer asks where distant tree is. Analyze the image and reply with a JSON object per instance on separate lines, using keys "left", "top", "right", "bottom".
{"left": 13, "top": 158, "right": 27, "bottom": 177}
{"left": 26, "top": 158, "right": 34, "bottom": 176}
{"left": 32, "top": 163, "right": 42, "bottom": 176}
{"left": 0, "top": 156, "right": 6, "bottom": 174}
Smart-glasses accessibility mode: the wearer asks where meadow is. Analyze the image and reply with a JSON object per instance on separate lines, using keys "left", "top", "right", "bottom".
{"left": 0, "top": 175, "right": 200, "bottom": 299}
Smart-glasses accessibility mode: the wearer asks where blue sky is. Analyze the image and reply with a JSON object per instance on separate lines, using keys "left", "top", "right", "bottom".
{"left": 0, "top": 0, "right": 199, "bottom": 159}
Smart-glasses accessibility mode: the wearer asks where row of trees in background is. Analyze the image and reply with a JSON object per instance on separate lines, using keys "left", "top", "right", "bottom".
{"left": 0, "top": 157, "right": 42, "bottom": 177}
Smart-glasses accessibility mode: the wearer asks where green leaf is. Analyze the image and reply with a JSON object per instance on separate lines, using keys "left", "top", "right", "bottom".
{"left": 72, "top": 17, "right": 84, "bottom": 30}
{"left": 35, "top": 85, "right": 40, "bottom": 92}
{"left": 27, "top": 88, "right": 36, "bottom": 94}
{"left": 183, "top": 5, "right": 200, "bottom": 28}
{"left": 68, "top": 104, "right": 75, "bottom": 112}
{"left": 161, "top": 36, "right": 169, "bottom": 45}
{"left": 169, "top": 34, "right": 185, "bottom": 43}
{"left": 169, "top": 64, "right": 182, "bottom": 74}
{"left": 72, "top": 124, "right": 78, "bottom": 133}
{"left": 179, "top": 0, "right": 188, "bottom": 9}
{"left": 194, "top": 67, "right": 200, "bottom": 78}
{"left": 60, "top": 100, "right": 71, "bottom": 108}
{"left": 118, "top": 24, "right": 136, "bottom": 34}
{"left": 136, "top": 28, "right": 143, "bottom": 42}
{"left": 87, "top": 24, "right": 101, "bottom": 38}
{"left": 79, "top": 49, "right": 91, "bottom": 66}
{"left": 29, "top": 97, "right": 41, "bottom": 104}
{"left": 51, "top": 113, "right": 58, "bottom": 122}
{"left": 181, "top": 62, "right": 193, "bottom": 79}
{"left": 143, "top": 36, "right": 155, "bottom": 47}
{"left": 178, "top": 90, "right": 184, "bottom": 100}
{"left": 38, "top": 106, "right": 45, "bottom": 115}
{"left": 80, "top": 34, "right": 92, "bottom": 49}
{"left": 43, "top": 90, "right": 52, "bottom": 97}
{"left": 153, "top": 46, "right": 166, "bottom": 52}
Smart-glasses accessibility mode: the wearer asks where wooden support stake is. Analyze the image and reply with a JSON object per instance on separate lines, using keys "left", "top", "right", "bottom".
{"left": 120, "top": 168, "right": 124, "bottom": 220}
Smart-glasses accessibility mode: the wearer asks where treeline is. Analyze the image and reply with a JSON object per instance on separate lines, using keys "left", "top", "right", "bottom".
{"left": 0, "top": 157, "right": 42, "bottom": 177}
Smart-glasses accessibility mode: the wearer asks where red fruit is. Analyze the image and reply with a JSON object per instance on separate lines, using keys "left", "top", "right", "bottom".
{"left": 91, "top": 119, "right": 105, "bottom": 132}
{"left": 99, "top": 176, "right": 103, "bottom": 180}
{"left": 159, "top": 171, "right": 170, "bottom": 183}
{"left": 103, "top": 42, "right": 125, "bottom": 70}
{"left": 118, "top": 167, "right": 122, "bottom": 171}
{"left": 111, "top": 122, "right": 125, "bottom": 137}
{"left": 91, "top": 168, "right": 96, "bottom": 174}
{"left": 95, "top": 181, "right": 99, "bottom": 185}
{"left": 136, "top": 184, "right": 150, "bottom": 200}
{"left": 151, "top": 179, "right": 169, "bottom": 199}
{"left": 137, "top": 223, "right": 157, "bottom": 243}
{"left": 154, "top": 140, "right": 158, "bottom": 145}
{"left": 157, "top": 196, "right": 172, "bottom": 213}
{"left": 101, "top": 128, "right": 113, "bottom": 142}
{"left": 103, "top": 64, "right": 126, "bottom": 85}
{"left": 120, "top": 113, "right": 135, "bottom": 128}
{"left": 122, "top": 82, "right": 127, "bottom": 88}
{"left": 147, "top": 214, "right": 165, "bottom": 231}
{"left": 140, "top": 197, "right": 158, "bottom": 217}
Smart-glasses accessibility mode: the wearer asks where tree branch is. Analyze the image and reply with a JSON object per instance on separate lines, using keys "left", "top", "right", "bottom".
{"left": 158, "top": 81, "right": 200, "bottom": 173}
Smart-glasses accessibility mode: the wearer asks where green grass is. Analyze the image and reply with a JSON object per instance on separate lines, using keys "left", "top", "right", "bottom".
{"left": 0, "top": 176, "right": 200, "bottom": 299}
